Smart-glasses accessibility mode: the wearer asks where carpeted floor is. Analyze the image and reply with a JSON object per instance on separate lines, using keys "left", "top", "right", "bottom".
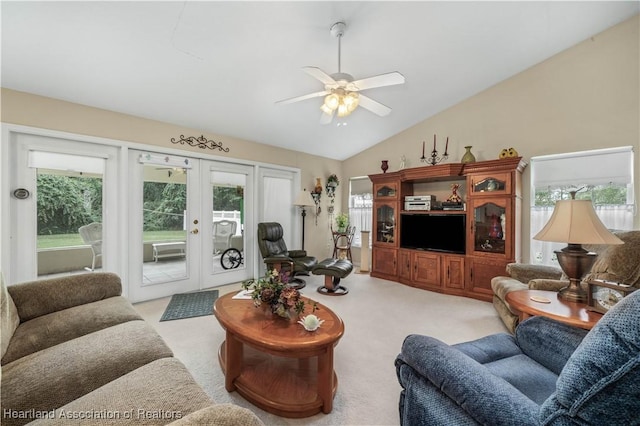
{"left": 134, "top": 272, "right": 508, "bottom": 426}
{"left": 160, "top": 289, "right": 219, "bottom": 321}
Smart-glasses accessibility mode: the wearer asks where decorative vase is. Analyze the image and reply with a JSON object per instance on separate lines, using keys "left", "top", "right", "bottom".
{"left": 461, "top": 146, "right": 476, "bottom": 164}
{"left": 381, "top": 160, "right": 389, "bottom": 173}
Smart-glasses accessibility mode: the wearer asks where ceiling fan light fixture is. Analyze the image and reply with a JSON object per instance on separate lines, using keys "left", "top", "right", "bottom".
{"left": 337, "top": 103, "right": 350, "bottom": 117}
{"left": 345, "top": 91, "right": 359, "bottom": 112}
{"left": 277, "top": 21, "right": 404, "bottom": 124}
{"left": 320, "top": 103, "right": 333, "bottom": 114}
{"left": 324, "top": 93, "right": 340, "bottom": 110}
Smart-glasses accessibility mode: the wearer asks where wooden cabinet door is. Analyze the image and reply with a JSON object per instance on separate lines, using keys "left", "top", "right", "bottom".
{"left": 468, "top": 197, "right": 513, "bottom": 260}
{"left": 398, "top": 249, "right": 412, "bottom": 281}
{"left": 373, "top": 201, "right": 398, "bottom": 247}
{"left": 468, "top": 172, "right": 512, "bottom": 196}
{"left": 372, "top": 247, "right": 397, "bottom": 278}
{"left": 373, "top": 181, "right": 399, "bottom": 199}
{"left": 467, "top": 257, "right": 509, "bottom": 301}
{"left": 413, "top": 252, "right": 441, "bottom": 289}
{"left": 443, "top": 255, "right": 465, "bottom": 290}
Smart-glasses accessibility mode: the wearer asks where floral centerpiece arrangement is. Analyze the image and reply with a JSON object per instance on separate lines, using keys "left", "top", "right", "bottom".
{"left": 242, "top": 270, "right": 317, "bottom": 319}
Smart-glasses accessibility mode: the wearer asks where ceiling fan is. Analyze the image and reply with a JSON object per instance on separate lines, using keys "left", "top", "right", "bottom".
{"left": 276, "top": 21, "right": 405, "bottom": 124}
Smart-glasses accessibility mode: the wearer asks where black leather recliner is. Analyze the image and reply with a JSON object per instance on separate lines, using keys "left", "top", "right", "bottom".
{"left": 257, "top": 222, "right": 317, "bottom": 289}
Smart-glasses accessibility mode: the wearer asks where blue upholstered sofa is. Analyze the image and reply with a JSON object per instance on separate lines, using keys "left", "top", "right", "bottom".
{"left": 395, "top": 290, "right": 640, "bottom": 425}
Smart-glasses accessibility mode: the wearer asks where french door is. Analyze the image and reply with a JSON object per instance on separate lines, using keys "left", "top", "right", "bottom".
{"left": 128, "top": 152, "right": 255, "bottom": 302}
{"left": 6, "top": 132, "right": 120, "bottom": 285}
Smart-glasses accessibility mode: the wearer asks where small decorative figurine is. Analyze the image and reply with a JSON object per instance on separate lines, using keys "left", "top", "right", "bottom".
{"left": 399, "top": 155, "right": 406, "bottom": 170}
{"left": 447, "top": 183, "right": 462, "bottom": 203}
{"left": 298, "top": 314, "right": 324, "bottom": 331}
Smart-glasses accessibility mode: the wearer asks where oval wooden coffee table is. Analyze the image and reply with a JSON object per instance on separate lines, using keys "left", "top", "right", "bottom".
{"left": 213, "top": 292, "right": 344, "bottom": 418}
{"left": 506, "top": 289, "right": 603, "bottom": 330}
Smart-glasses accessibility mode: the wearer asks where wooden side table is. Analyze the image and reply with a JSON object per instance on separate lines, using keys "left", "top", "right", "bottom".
{"left": 505, "top": 289, "right": 603, "bottom": 330}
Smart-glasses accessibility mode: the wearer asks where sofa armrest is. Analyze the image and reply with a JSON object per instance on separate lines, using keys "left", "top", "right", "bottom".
{"left": 396, "top": 334, "right": 539, "bottom": 425}
{"left": 287, "top": 249, "right": 307, "bottom": 258}
{"left": 506, "top": 263, "right": 562, "bottom": 284}
{"left": 169, "top": 404, "right": 264, "bottom": 426}
{"left": 528, "top": 278, "right": 569, "bottom": 292}
{"left": 515, "top": 316, "right": 588, "bottom": 375}
{"left": 7, "top": 272, "right": 122, "bottom": 322}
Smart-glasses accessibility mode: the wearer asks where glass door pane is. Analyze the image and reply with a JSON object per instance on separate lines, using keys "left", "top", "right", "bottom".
{"left": 142, "top": 164, "right": 188, "bottom": 285}
{"left": 376, "top": 203, "right": 395, "bottom": 244}
{"left": 36, "top": 168, "right": 103, "bottom": 276}
{"left": 472, "top": 201, "right": 506, "bottom": 255}
{"left": 211, "top": 170, "right": 246, "bottom": 273}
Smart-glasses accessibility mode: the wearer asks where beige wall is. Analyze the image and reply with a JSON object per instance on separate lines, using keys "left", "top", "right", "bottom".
{"left": 1, "top": 89, "right": 343, "bottom": 262}
{"left": 343, "top": 14, "right": 640, "bottom": 263}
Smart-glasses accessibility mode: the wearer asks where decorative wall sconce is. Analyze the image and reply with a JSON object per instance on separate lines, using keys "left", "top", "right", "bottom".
{"left": 311, "top": 178, "right": 323, "bottom": 225}
{"left": 421, "top": 134, "right": 449, "bottom": 166}
{"left": 325, "top": 174, "right": 339, "bottom": 214}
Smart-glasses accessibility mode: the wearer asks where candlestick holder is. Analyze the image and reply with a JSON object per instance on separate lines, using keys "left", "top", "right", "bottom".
{"left": 421, "top": 135, "right": 449, "bottom": 166}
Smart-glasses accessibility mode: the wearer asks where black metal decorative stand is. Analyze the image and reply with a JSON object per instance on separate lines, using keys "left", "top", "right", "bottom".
{"left": 171, "top": 135, "right": 230, "bottom": 152}
{"left": 421, "top": 135, "right": 449, "bottom": 166}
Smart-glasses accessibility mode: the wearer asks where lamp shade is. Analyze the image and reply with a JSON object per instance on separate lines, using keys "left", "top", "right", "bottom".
{"left": 533, "top": 199, "right": 623, "bottom": 245}
{"left": 293, "top": 189, "right": 315, "bottom": 207}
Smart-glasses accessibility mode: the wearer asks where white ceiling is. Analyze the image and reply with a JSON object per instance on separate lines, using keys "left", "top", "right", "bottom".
{"left": 2, "top": 2, "right": 638, "bottom": 160}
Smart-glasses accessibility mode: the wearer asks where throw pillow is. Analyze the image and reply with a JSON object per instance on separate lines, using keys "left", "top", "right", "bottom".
{"left": 1, "top": 273, "right": 20, "bottom": 360}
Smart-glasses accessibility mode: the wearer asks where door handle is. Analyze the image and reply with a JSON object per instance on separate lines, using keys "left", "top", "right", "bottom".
{"left": 190, "top": 228, "right": 199, "bottom": 235}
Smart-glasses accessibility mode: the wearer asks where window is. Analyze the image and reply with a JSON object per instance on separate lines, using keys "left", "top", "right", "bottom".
{"left": 349, "top": 177, "right": 373, "bottom": 247}
{"left": 530, "top": 146, "right": 634, "bottom": 266}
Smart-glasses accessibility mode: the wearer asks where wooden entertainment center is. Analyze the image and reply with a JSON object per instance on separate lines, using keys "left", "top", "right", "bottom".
{"left": 369, "top": 157, "right": 527, "bottom": 302}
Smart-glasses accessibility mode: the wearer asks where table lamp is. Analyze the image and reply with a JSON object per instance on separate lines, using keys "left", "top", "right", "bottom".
{"left": 293, "top": 189, "right": 315, "bottom": 250}
{"left": 533, "top": 192, "right": 623, "bottom": 302}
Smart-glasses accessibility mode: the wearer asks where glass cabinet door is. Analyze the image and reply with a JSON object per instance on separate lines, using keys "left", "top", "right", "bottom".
{"left": 375, "top": 202, "right": 396, "bottom": 244}
{"left": 374, "top": 182, "right": 398, "bottom": 199}
{"left": 470, "top": 173, "right": 510, "bottom": 195}
{"left": 470, "top": 199, "right": 511, "bottom": 256}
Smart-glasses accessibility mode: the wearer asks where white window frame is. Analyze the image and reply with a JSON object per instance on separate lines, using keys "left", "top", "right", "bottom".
{"left": 530, "top": 146, "right": 634, "bottom": 266}
{"left": 348, "top": 177, "right": 373, "bottom": 248}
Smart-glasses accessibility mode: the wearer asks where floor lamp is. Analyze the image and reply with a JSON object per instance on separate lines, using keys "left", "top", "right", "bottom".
{"left": 293, "top": 189, "right": 315, "bottom": 250}
{"left": 533, "top": 193, "right": 623, "bottom": 302}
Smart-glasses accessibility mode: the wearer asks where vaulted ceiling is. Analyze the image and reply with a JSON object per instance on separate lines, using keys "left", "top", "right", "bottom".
{"left": 2, "top": 2, "right": 638, "bottom": 160}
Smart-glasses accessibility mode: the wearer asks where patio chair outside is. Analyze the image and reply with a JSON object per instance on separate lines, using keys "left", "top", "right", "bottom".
{"left": 78, "top": 222, "right": 102, "bottom": 271}
{"left": 213, "top": 220, "right": 237, "bottom": 254}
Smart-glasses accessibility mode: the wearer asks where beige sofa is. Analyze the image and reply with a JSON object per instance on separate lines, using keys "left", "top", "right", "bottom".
{"left": 1, "top": 273, "right": 263, "bottom": 426}
{"left": 491, "top": 230, "right": 640, "bottom": 333}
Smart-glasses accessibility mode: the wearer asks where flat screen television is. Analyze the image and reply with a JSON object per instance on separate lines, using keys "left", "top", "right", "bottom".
{"left": 400, "top": 213, "right": 466, "bottom": 254}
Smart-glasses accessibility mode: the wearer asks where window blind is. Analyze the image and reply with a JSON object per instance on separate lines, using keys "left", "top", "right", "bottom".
{"left": 531, "top": 146, "right": 633, "bottom": 188}
{"left": 28, "top": 150, "right": 106, "bottom": 174}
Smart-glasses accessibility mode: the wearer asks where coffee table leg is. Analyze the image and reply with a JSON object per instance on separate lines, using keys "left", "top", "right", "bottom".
{"left": 317, "top": 347, "right": 334, "bottom": 413}
{"left": 225, "top": 331, "right": 243, "bottom": 392}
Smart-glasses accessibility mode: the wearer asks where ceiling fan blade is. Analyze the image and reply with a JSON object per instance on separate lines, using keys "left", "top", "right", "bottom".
{"left": 358, "top": 94, "right": 392, "bottom": 116}
{"left": 348, "top": 72, "right": 405, "bottom": 91}
{"left": 275, "top": 90, "right": 330, "bottom": 105}
{"left": 303, "top": 67, "right": 338, "bottom": 87}
{"left": 320, "top": 110, "right": 335, "bottom": 125}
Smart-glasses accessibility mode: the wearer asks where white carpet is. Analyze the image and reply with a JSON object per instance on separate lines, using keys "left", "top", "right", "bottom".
{"left": 134, "top": 272, "right": 509, "bottom": 426}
